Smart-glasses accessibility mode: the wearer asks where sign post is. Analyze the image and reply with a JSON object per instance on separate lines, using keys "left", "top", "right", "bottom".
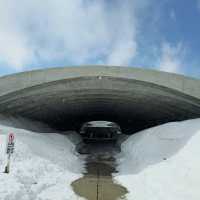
{"left": 5, "top": 133, "right": 15, "bottom": 173}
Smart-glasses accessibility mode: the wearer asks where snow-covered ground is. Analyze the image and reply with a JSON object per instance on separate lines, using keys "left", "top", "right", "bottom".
{"left": 115, "top": 118, "right": 200, "bottom": 200}
{"left": 1, "top": 118, "right": 200, "bottom": 200}
{"left": 0, "top": 124, "right": 85, "bottom": 200}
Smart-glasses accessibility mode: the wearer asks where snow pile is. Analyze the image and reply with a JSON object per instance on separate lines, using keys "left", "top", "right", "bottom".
{"left": 0, "top": 124, "right": 84, "bottom": 200}
{"left": 115, "top": 118, "right": 200, "bottom": 200}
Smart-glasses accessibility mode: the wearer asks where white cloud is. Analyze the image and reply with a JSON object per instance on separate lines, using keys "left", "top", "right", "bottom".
{"left": 0, "top": 1, "right": 36, "bottom": 70}
{"left": 157, "top": 42, "right": 184, "bottom": 73}
{"left": 0, "top": 0, "right": 139, "bottom": 70}
{"left": 106, "top": 40, "right": 136, "bottom": 66}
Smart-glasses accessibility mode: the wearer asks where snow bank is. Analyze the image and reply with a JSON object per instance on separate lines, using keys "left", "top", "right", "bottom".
{"left": 115, "top": 118, "right": 200, "bottom": 200}
{"left": 0, "top": 124, "right": 84, "bottom": 200}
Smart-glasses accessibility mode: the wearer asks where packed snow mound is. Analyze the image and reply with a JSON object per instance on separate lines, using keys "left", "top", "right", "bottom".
{"left": 115, "top": 118, "right": 200, "bottom": 200}
{"left": 0, "top": 124, "right": 84, "bottom": 200}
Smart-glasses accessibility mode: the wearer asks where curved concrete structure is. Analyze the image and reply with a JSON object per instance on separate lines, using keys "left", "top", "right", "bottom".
{"left": 0, "top": 66, "right": 200, "bottom": 133}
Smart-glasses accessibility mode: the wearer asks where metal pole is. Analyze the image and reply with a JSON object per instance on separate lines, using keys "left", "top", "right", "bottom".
{"left": 5, "top": 152, "right": 11, "bottom": 173}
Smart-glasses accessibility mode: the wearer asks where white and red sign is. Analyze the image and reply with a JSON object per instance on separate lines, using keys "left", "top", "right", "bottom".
{"left": 7, "top": 133, "right": 15, "bottom": 154}
{"left": 8, "top": 133, "right": 15, "bottom": 144}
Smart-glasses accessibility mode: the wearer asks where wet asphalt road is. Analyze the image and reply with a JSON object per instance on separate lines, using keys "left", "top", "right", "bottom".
{"left": 72, "top": 141, "right": 127, "bottom": 200}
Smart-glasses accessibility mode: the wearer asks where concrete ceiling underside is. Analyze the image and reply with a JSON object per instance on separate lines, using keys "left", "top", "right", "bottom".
{"left": 0, "top": 74, "right": 200, "bottom": 134}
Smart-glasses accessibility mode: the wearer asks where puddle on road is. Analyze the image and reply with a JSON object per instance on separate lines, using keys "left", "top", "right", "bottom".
{"left": 71, "top": 155, "right": 128, "bottom": 200}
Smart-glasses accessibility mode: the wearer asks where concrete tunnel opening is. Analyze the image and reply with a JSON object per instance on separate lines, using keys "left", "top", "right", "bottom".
{"left": 0, "top": 66, "right": 200, "bottom": 137}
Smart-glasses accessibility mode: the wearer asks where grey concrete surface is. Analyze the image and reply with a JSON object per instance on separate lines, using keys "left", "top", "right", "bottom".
{"left": 0, "top": 66, "right": 200, "bottom": 133}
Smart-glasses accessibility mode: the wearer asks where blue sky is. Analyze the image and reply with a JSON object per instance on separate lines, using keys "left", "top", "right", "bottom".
{"left": 0, "top": 0, "right": 199, "bottom": 78}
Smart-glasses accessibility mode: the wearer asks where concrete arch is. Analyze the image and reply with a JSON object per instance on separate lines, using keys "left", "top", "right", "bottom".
{"left": 0, "top": 66, "right": 200, "bottom": 133}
